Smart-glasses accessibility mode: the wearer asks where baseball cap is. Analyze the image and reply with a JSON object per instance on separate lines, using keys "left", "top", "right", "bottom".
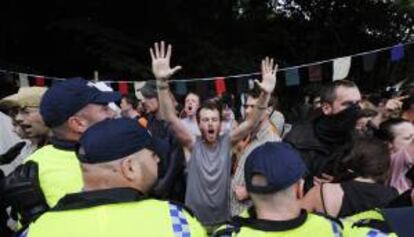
{"left": 77, "top": 117, "right": 169, "bottom": 164}
{"left": 40, "top": 78, "right": 121, "bottom": 128}
{"left": 244, "top": 142, "right": 307, "bottom": 194}
{"left": 1, "top": 87, "right": 47, "bottom": 108}
{"left": 139, "top": 81, "right": 158, "bottom": 98}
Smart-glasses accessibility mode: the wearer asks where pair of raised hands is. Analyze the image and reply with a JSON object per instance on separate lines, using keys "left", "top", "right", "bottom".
{"left": 149, "top": 41, "right": 278, "bottom": 94}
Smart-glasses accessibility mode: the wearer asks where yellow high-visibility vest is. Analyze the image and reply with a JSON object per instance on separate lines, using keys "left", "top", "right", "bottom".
{"left": 213, "top": 212, "right": 342, "bottom": 236}
{"left": 214, "top": 211, "right": 393, "bottom": 237}
{"left": 24, "top": 194, "right": 206, "bottom": 237}
{"left": 25, "top": 144, "right": 83, "bottom": 207}
{"left": 342, "top": 209, "right": 397, "bottom": 237}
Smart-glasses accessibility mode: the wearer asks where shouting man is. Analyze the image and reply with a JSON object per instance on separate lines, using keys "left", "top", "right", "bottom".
{"left": 150, "top": 41, "right": 277, "bottom": 228}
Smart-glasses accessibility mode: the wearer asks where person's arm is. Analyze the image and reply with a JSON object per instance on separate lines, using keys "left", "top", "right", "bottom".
{"left": 230, "top": 57, "right": 277, "bottom": 144}
{"left": 150, "top": 41, "right": 195, "bottom": 150}
{"left": 379, "top": 95, "right": 408, "bottom": 120}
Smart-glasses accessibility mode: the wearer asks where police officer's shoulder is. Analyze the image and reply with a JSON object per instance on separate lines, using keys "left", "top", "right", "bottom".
{"left": 212, "top": 223, "right": 240, "bottom": 237}
{"left": 343, "top": 209, "right": 392, "bottom": 234}
{"left": 351, "top": 218, "right": 392, "bottom": 234}
{"left": 167, "top": 200, "right": 197, "bottom": 216}
{"left": 312, "top": 212, "right": 344, "bottom": 229}
{"left": 24, "top": 144, "right": 60, "bottom": 163}
{"left": 345, "top": 209, "right": 384, "bottom": 223}
{"left": 24, "top": 145, "right": 51, "bottom": 162}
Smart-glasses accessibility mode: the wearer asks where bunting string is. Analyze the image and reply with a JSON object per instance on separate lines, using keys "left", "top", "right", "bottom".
{"left": 1, "top": 41, "right": 413, "bottom": 86}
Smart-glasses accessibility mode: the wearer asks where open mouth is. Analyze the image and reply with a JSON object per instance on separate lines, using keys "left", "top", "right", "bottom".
{"left": 21, "top": 124, "right": 32, "bottom": 130}
{"left": 207, "top": 129, "right": 215, "bottom": 135}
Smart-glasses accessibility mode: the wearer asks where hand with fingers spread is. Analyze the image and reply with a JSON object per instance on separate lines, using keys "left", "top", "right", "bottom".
{"left": 255, "top": 57, "right": 278, "bottom": 94}
{"left": 229, "top": 57, "right": 278, "bottom": 144}
{"left": 150, "top": 41, "right": 182, "bottom": 82}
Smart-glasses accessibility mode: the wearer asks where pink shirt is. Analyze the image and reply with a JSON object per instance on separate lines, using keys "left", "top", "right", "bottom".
{"left": 389, "top": 148, "right": 414, "bottom": 193}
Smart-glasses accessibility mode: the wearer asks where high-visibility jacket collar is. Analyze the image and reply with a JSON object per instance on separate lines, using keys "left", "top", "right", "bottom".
{"left": 50, "top": 137, "right": 78, "bottom": 151}
{"left": 51, "top": 188, "right": 146, "bottom": 212}
{"left": 233, "top": 209, "right": 308, "bottom": 232}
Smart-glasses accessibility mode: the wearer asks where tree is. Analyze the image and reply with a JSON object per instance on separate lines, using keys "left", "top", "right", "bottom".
{"left": 0, "top": 0, "right": 412, "bottom": 88}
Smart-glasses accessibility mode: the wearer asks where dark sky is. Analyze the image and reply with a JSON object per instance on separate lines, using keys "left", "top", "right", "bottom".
{"left": 0, "top": 1, "right": 159, "bottom": 77}
{"left": 0, "top": 0, "right": 413, "bottom": 91}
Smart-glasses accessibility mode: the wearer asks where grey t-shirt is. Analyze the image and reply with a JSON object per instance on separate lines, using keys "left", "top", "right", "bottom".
{"left": 185, "top": 134, "right": 231, "bottom": 226}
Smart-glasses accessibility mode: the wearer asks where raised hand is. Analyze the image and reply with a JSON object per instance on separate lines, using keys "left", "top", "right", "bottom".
{"left": 150, "top": 41, "right": 182, "bottom": 82}
{"left": 385, "top": 95, "right": 409, "bottom": 111}
{"left": 255, "top": 57, "right": 278, "bottom": 94}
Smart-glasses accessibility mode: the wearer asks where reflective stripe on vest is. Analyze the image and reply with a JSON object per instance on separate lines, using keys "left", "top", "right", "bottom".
{"left": 17, "top": 228, "right": 28, "bottom": 237}
{"left": 366, "top": 230, "right": 389, "bottom": 237}
{"left": 169, "top": 203, "right": 191, "bottom": 237}
{"left": 331, "top": 220, "right": 343, "bottom": 237}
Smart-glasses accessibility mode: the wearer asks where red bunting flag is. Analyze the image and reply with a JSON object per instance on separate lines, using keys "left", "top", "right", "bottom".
{"left": 118, "top": 81, "right": 129, "bottom": 95}
{"left": 308, "top": 65, "right": 322, "bottom": 82}
{"left": 215, "top": 77, "right": 226, "bottom": 96}
{"left": 35, "top": 76, "right": 45, "bottom": 87}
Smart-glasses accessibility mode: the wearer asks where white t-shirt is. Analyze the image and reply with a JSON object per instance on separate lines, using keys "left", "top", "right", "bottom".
{"left": 0, "top": 112, "right": 35, "bottom": 175}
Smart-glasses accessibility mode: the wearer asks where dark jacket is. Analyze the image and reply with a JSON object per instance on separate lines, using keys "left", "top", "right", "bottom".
{"left": 284, "top": 118, "right": 353, "bottom": 191}
{"left": 0, "top": 171, "right": 13, "bottom": 237}
{"left": 146, "top": 114, "right": 187, "bottom": 202}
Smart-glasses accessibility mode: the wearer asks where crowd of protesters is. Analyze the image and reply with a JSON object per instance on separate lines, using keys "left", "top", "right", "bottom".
{"left": 0, "top": 41, "right": 413, "bottom": 236}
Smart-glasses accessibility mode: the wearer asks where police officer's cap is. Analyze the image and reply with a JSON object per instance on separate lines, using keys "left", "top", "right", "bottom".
{"left": 40, "top": 78, "right": 121, "bottom": 128}
{"left": 77, "top": 118, "right": 169, "bottom": 164}
{"left": 244, "top": 142, "right": 307, "bottom": 194}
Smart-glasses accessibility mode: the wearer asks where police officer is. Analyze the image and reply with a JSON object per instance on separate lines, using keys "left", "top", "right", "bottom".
{"left": 1, "top": 78, "right": 121, "bottom": 226}
{"left": 213, "top": 142, "right": 388, "bottom": 237}
{"left": 343, "top": 207, "right": 414, "bottom": 237}
{"left": 20, "top": 118, "right": 206, "bottom": 237}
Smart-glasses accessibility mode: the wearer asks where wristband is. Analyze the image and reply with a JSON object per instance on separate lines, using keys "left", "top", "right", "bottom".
{"left": 157, "top": 84, "right": 169, "bottom": 90}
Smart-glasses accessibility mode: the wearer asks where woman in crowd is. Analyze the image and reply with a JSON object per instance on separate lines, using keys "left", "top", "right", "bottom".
{"left": 301, "top": 138, "right": 398, "bottom": 217}
{"left": 376, "top": 118, "right": 414, "bottom": 193}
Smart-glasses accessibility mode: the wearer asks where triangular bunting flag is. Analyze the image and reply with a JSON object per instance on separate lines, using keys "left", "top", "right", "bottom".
{"left": 175, "top": 81, "right": 187, "bottom": 95}
{"left": 118, "top": 81, "right": 129, "bottom": 95}
{"left": 19, "top": 73, "right": 29, "bottom": 87}
{"left": 285, "top": 68, "right": 300, "bottom": 86}
{"left": 248, "top": 79, "right": 255, "bottom": 90}
{"left": 35, "top": 76, "right": 45, "bottom": 87}
{"left": 134, "top": 81, "right": 145, "bottom": 91}
{"left": 333, "top": 57, "right": 351, "bottom": 81}
{"left": 391, "top": 43, "right": 404, "bottom": 61}
{"left": 236, "top": 77, "right": 249, "bottom": 94}
{"left": 214, "top": 77, "right": 226, "bottom": 96}
{"left": 363, "top": 53, "right": 377, "bottom": 72}
{"left": 308, "top": 65, "right": 322, "bottom": 82}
